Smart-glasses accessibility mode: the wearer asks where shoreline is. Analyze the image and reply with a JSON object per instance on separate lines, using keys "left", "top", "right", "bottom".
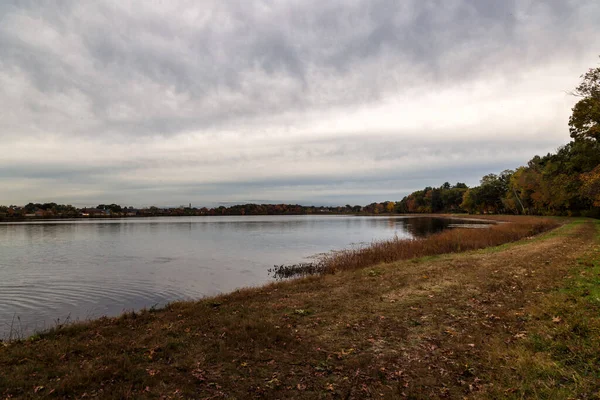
{"left": 1, "top": 213, "right": 510, "bottom": 339}
{"left": 0, "top": 213, "right": 508, "bottom": 341}
{"left": 3, "top": 216, "right": 597, "bottom": 398}
{"left": 0, "top": 215, "right": 553, "bottom": 339}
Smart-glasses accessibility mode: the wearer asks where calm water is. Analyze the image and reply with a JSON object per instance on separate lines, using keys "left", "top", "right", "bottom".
{"left": 0, "top": 215, "right": 486, "bottom": 337}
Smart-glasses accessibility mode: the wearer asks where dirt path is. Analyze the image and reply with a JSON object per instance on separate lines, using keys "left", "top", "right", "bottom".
{"left": 1, "top": 219, "right": 598, "bottom": 399}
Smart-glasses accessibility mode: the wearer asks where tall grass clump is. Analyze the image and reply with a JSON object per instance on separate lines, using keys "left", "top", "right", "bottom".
{"left": 320, "top": 217, "right": 558, "bottom": 273}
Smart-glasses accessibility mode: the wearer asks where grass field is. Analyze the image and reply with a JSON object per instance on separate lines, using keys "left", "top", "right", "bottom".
{"left": 1, "top": 216, "right": 598, "bottom": 399}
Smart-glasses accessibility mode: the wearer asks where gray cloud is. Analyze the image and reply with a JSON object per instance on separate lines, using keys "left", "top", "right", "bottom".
{"left": 0, "top": 0, "right": 599, "bottom": 205}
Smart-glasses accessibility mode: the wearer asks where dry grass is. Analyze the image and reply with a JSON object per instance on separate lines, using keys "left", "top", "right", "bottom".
{"left": 321, "top": 216, "right": 558, "bottom": 273}
{"left": 473, "top": 219, "right": 600, "bottom": 399}
{"left": 0, "top": 216, "right": 598, "bottom": 399}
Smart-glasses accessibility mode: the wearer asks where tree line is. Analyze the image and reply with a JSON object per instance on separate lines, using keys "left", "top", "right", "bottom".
{"left": 0, "top": 203, "right": 364, "bottom": 219}
{"left": 398, "top": 58, "right": 600, "bottom": 217}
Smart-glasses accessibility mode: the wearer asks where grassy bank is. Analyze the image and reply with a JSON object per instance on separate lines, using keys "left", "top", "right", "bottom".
{"left": 1, "top": 216, "right": 599, "bottom": 399}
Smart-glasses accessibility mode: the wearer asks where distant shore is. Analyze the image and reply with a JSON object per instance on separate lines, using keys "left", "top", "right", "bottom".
{"left": 0, "top": 212, "right": 498, "bottom": 223}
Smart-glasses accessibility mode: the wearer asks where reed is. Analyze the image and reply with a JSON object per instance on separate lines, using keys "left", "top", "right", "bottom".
{"left": 320, "top": 217, "right": 558, "bottom": 274}
{"left": 269, "top": 262, "right": 326, "bottom": 279}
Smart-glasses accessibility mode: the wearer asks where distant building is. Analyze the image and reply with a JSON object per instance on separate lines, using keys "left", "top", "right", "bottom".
{"left": 81, "top": 208, "right": 107, "bottom": 217}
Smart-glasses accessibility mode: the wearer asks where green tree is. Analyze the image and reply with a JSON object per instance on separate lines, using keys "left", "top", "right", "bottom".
{"left": 478, "top": 172, "right": 511, "bottom": 213}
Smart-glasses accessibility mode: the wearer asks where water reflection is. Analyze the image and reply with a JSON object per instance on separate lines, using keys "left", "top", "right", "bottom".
{"left": 0, "top": 215, "right": 488, "bottom": 337}
{"left": 403, "top": 217, "right": 490, "bottom": 237}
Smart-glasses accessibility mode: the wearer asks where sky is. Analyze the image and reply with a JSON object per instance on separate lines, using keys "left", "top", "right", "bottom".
{"left": 1, "top": 1, "right": 600, "bottom": 207}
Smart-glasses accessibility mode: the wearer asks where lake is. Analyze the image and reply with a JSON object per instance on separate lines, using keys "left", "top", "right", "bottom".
{"left": 0, "top": 215, "right": 487, "bottom": 337}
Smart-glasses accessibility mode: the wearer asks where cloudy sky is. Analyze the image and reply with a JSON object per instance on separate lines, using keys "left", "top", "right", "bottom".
{"left": 1, "top": 1, "right": 599, "bottom": 207}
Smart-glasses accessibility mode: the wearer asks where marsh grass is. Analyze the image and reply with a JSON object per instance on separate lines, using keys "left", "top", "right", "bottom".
{"left": 271, "top": 217, "right": 558, "bottom": 279}
{"left": 4, "top": 314, "right": 24, "bottom": 342}
{"left": 269, "top": 262, "right": 326, "bottom": 279}
{"left": 320, "top": 216, "right": 558, "bottom": 273}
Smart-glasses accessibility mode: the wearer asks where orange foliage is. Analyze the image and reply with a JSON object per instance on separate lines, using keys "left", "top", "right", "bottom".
{"left": 581, "top": 165, "right": 600, "bottom": 206}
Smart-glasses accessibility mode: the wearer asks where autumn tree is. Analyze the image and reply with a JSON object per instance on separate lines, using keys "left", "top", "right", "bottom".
{"left": 460, "top": 188, "right": 480, "bottom": 214}
{"left": 399, "top": 183, "right": 468, "bottom": 214}
{"left": 385, "top": 201, "right": 395, "bottom": 213}
{"left": 569, "top": 59, "right": 600, "bottom": 141}
{"left": 580, "top": 165, "right": 600, "bottom": 206}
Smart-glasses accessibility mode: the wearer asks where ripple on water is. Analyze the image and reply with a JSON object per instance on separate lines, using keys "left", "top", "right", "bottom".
{"left": 0, "top": 278, "right": 189, "bottom": 336}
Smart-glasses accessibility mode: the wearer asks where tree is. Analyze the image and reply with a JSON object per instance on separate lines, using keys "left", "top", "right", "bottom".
{"left": 569, "top": 59, "right": 600, "bottom": 141}
{"left": 478, "top": 173, "right": 511, "bottom": 213}
{"left": 441, "top": 185, "right": 468, "bottom": 212}
{"left": 385, "top": 201, "right": 395, "bottom": 213}
{"left": 460, "top": 188, "right": 480, "bottom": 214}
{"left": 580, "top": 165, "right": 600, "bottom": 206}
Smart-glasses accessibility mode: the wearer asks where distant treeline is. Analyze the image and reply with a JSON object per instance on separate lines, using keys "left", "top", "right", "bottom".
{"left": 2, "top": 142, "right": 599, "bottom": 219}
{"left": 2, "top": 138, "right": 599, "bottom": 219}
{"left": 395, "top": 138, "right": 600, "bottom": 217}
{"left": 398, "top": 59, "right": 600, "bottom": 217}
{"left": 0, "top": 202, "right": 364, "bottom": 220}
{"left": 461, "top": 139, "right": 600, "bottom": 216}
